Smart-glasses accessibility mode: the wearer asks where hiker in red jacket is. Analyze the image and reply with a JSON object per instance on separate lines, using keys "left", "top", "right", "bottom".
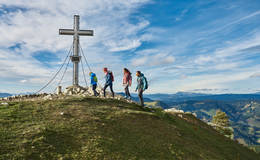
{"left": 123, "top": 68, "right": 132, "bottom": 99}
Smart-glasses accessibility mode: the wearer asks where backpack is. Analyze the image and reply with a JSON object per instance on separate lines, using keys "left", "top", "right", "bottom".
{"left": 109, "top": 71, "right": 114, "bottom": 82}
{"left": 128, "top": 73, "right": 132, "bottom": 86}
{"left": 93, "top": 76, "right": 98, "bottom": 82}
{"left": 143, "top": 76, "right": 148, "bottom": 90}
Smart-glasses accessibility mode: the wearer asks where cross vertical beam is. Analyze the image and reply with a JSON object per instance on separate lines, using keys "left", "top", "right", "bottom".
{"left": 59, "top": 15, "right": 94, "bottom": 86}
{"left": 73, "top": 15, "right": 79, "bottom": 86}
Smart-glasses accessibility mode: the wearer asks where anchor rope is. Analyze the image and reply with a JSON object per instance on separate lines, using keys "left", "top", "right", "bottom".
{"left": 79, "top": 44, "right": 104, "bottom": 88}
{"left": 34, "top": 43, "right": 73, "bottom": 94}
{"left": 79, "top": 43, "right": 92, "bottom": 73}
{"left": 79, "top": 47, "right": 88, "bottom": 87}
{"left": 53, "top": 49, "right": 73, "bottom": 93}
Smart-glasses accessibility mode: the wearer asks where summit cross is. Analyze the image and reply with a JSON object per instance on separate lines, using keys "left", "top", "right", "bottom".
{"left": 59, "top": 15, "right": 94, "bottom": 86}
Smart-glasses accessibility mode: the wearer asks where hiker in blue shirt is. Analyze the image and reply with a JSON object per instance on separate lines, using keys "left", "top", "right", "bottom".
{"left": 103, "top": 67, "right": 115, "bottom": 98}
{"left": 135, "top": 71, "right": 148, "bottom": 106}
{"left": 89, "top": 72, "right": 99, "bottom": 96}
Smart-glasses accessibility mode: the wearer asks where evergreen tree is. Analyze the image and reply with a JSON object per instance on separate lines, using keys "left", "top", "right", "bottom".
{"left": 212, "top": 110, "right": 233, "bottom": 139}
{"left": 212, "top": 110, "right": 229, "bottom": 127}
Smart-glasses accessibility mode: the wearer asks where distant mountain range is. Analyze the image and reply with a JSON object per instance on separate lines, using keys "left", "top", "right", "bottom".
{"left": 0, "top": 92, "right": 34, "bottom": 98}
{"left": 145, "top": 92, "right": 260, "bottom": 103}
{"left": 0, "top": 93, "right": 12, "bottom": 98}
{"left": 2, "top": 91, "right": 260, "bottom": 99}
{"left": 145, "top": 92, "right": 209, "bottom": 101}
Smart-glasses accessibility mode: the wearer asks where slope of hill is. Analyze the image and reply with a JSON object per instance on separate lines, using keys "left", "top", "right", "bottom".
{"left": 0, "top": 97, "right": 259, "bottom": 159}
{"left": 167, "top": 100, "right": 260, "bottom": 146}
{"left": 145, "top": 100, "right": 169, "bottom": 109}
{"left": 143, "top": 93, "right": 260, "bottom": 147}
{"left": 117, "top": 92, "right": 154, "bottom": 102}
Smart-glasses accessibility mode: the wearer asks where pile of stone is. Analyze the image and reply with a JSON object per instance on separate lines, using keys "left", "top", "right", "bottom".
{"left": 164, "top": 108, "right": 198, "bottom": 119}
{"left": 164, "top": 108, "right": 185, "bottom": 113}
{"left": 0, "top": 93, "right": 49, "bottom": 101}
{"left": 60, "top": 85, "right": 126, "bottom": 100}
{"left": 165, "top": 108, "right": 185, "bottom": 118}
{"left": 63, "top": 85, "right": 89, "bottom": 95}
{"left": 61, "top": 85, "right": 113, "bottom": 98}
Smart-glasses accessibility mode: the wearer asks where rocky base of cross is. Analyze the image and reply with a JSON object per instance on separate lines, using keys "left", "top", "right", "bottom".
{"left": 63, "top": 85, "right": 88, "bottom": 95}
{"left": 62, "top": 85, "right": 115, "bottom": 98}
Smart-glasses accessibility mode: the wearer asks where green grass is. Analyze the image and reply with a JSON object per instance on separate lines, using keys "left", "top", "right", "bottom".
{"left": 250, "top": 145, "right": 260, "bottom": 153}
{"left": 0, "top": 97, "right": 259, "bottom": 160}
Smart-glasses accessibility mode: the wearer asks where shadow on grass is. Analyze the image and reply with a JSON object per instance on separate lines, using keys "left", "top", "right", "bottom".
{"left": 24, "top": 126, "right": 81, "bottom": 159}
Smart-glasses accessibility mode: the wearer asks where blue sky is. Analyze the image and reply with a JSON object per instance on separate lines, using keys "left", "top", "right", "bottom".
{"left": 0, "top": 0, "right": 260, "bottom": 94}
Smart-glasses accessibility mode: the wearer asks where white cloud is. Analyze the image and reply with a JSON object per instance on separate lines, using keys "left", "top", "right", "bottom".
{"left": 212, "top": 10, "right": 260, "bottom": 34}
{"left": 131, "top": 53, "right": 175, "bottom": 67}
{"left": 250, "top": 72, "right": 260, "bottom": 78}
{"left": 193, "top": 33, "right": 260, "bottom": 70}
{"left": 194, "top": 55, "right": 214, "bottom": 64}
{"left": 19, "top": 80, "right": 27, "bottom": 83}
{"left": 0, "top": 0, "right": 151, "bottom": 93}
{"left": 0, "top": 49, "right": 51, "bottom": 79}
{"left": 174, "top": 71, "right": 254, "bottom": 92}
{"left": 213, "top": 62, "right": 238, "bottom": 70}
{"left": 1, "top": 0, "right": 260, "bottom": 94}
{"left": 105, "top": 39, "right": 142, "bottom": 52}
{"left": 131, "top": 57, "right": 148, "bottom": 66}
{"left": 103, "top": 20, "right": 150, "bottom": 52}
{"left": 175, "top": 9, "right": 189, "bottom": 21}
{"left": 151, "top": 55, "right": 175, "bottom": 66}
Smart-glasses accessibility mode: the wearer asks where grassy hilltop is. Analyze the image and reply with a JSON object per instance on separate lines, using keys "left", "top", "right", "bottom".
{"left": 0, "top": 97, "right": 259, "bottom": 160}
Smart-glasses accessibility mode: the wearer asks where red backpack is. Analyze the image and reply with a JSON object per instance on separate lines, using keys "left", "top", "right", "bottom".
{"left": 128, "top": 73, "right": 132, "bottom": 86}
{"left": 109, "top": 71, "right": 114, "bottom": 82}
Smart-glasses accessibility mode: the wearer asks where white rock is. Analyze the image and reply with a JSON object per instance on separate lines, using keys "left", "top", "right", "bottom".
{"left": 165, "top": 108, "right": 184, "bottom": 113}
{"left": 43, "top": 94, "right": 52, "bottom": 100}
{"left": 192, "top": 113, "right": 197, "bottom": 117}
{"left": 80, "top": 90, "right": 85, "bottom": 94}
{"left": 177, "top": 114, "right": 183, "bottom": 118}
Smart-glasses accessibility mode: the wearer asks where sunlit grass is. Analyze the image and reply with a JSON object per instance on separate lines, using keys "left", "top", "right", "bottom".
{"left": 0, "top": 97, "right": 259, "bottom": 160}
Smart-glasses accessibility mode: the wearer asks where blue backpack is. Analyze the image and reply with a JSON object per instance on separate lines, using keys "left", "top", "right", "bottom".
{"left": 143, "top": 76, "right": 148, "bottom": 90}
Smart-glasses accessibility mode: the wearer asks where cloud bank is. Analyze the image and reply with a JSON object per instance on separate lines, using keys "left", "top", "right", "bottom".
{"left": 0, "top": 0, "right": 260, "bottom": 94}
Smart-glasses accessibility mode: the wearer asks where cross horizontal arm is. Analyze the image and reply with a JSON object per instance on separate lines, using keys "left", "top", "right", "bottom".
{"left": 59, "top": 29, "right": 74, "bottom": 35}
{"left": 78, "top": 30, "right": 94, "bottom": 36}
{"left": 59, "top": 29, "right": 93, "bottom": 36}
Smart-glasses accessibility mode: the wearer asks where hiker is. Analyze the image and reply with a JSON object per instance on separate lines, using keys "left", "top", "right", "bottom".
{"left": 89, "top": 72, "right": 99, "bottom": 96}
{"left": 135, "top": 71, "right": 148, "bottom": 106}
{"left": 123, "top": 68, "right": 132, "bottom": 99}
{"left": 103, "top": 67, "right": 115, "bottom": 98}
